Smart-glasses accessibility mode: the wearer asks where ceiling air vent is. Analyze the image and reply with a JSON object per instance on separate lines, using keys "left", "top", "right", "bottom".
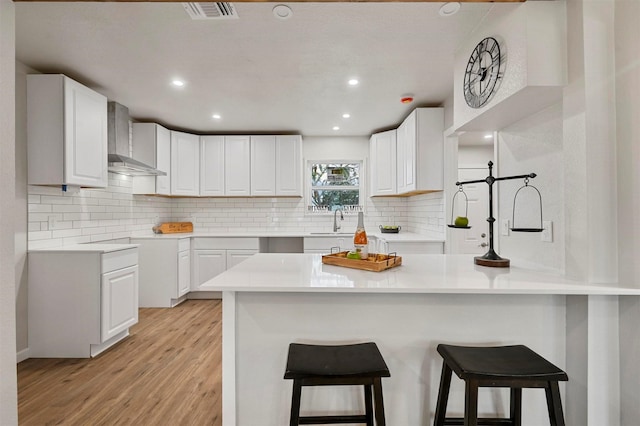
{"left": 183, "top": 2, "right": 239, "bottom": 20}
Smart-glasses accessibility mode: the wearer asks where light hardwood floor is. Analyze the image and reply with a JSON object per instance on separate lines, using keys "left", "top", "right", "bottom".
{"left": 18, "top": 299, "right": 222, "bottom": 425}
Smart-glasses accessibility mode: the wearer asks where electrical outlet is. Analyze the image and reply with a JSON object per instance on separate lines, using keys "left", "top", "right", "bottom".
{"left": 541, "top": 221, "right": 553, "bottom": 242}
{"left": 501, "top": 219, "right": 510, "bottom": 236}
{"left": 48, "top": 215, "right": 56, "bottom": 230}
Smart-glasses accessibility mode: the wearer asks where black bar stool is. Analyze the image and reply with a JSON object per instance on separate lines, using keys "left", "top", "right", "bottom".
{"left": 433, "top": 344, "right": 568, "bottom": 426}
{"left": 284, "top": 342, "right": 390, "bottom": 426}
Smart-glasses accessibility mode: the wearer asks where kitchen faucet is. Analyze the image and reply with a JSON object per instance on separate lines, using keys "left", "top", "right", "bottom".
{"left": 333, "top": 208, "right": 344, "bottom": 232}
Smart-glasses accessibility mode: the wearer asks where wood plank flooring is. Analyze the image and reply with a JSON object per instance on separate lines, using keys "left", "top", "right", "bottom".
{"left": 17, "top": 300, "right": 222, "bottom": 425}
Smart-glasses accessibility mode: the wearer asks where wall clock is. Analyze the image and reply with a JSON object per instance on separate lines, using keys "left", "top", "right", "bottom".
{"left": 463, "top": 37, "right": 504, "bottom": 109}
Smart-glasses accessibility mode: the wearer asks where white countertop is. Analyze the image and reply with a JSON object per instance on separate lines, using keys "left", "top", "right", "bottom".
{"left": 29, "top": 243, "right": 139, "bottom": 253}
{"left": 202, "top": 253, "right": 640, "bottom": 295}
{"left": 129, "top": 231, "right": 444, "bottom": 242}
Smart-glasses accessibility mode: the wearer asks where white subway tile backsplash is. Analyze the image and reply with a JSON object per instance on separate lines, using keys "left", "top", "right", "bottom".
{"left": 28, "top": 173, "right": 444, "bottom": 248}
{"left": 28, "top": 230, "right": 52, "bottom": 241}
{"left": 28, "top": 204, "right": 52, "bottom": 213}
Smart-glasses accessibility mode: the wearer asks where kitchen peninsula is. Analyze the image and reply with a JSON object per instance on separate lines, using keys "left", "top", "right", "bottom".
{"left": 206, "top": 253, "right": 640, "bottom": 426}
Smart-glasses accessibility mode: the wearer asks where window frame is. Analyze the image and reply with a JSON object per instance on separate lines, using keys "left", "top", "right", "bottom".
{"left": 305, "top": 159, "right": 366, "bottom": 215}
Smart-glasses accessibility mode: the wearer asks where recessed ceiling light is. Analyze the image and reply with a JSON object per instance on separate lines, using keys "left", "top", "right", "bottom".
{"left": 212, "top": 114, "right": 221, "bottom": 119}
{"left": 348, "top": 79, "right": 359, "bottom": 86}
{"left": 333, "top": 126, "right": 340, "bottom": 131}
{"left": 172, "top": 79, "right": 185, "bottom": 87}
{"left": 484, "top": 134, "right": 493, "bottom": 139}
{"left": 273, "top": 4, "right": 293, "bottom": 19}
{"left": 439, "top": 2, "right": 461, "bottom": 17}
{"left": 342, "top": 113, "right": 351, "bottom": 119}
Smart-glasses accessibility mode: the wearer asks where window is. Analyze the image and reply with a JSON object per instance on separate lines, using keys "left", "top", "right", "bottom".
{"left": 307, "top": 162, "right": 363, "bottom": 213}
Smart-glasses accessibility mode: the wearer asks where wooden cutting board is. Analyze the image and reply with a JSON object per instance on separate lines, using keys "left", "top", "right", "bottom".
{"left": 152, "top": 222, "right": 193, "bottom": 234}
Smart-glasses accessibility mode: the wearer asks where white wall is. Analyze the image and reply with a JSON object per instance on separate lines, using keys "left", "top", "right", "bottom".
{"left": 458, "top": 144, "right": 493, "bottom": 167}
{"left": 14, "top": 62, "right": 29, "bottom": 360}
{"left": 615, "top": 0, "right": 640, "bottom": 423}
{"left": 497, "top": 103, "right": 565, "bottom": 271}
{"left": 614, "top": 0, "right": 640, "bottom": 288}
{"left": 0, "top": 0, "right": 17, "bottom": 423}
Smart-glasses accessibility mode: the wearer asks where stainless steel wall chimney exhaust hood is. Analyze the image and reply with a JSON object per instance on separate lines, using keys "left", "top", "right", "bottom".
{"left": 107, "top": 102, "right": 167, "bottom": 176}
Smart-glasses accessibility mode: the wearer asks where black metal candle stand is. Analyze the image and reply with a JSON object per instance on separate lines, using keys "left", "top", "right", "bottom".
{"left": 453, "top": 161, "right": 538, "bottom": 268}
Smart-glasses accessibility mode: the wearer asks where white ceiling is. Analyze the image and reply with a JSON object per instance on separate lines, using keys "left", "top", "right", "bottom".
{"left": 15, "top": 2, "right": 517, "bottom": 136}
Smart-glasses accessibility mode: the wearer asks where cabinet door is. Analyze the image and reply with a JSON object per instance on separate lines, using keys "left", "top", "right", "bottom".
{"left": 396, "top": 119, "right": 408, "bottom": 194}
{"left": 64, "top": 77, "right": 108, "bottom": 187}
{"left": 370, "top": 130, "right": 397, "bottom": 196}
{"left": 201, "top": 135, "right": 225, "bottom": 196}
{"left": 397, "top": 111, "right": 417, "bottom": 193}
{"left": 101, "top": 265, "right": 139, "bottom": 342}
{"left": 155, "top": 125, "right": 172, "bottom": 195}
{"left": 276, "top": 135, "right": 303, "bottom": 196}
{"left": 225, "top": 136, "right": 251, "bottom": 196}
{"left": 192, "top": 249, "right": 226, "bottom": 291}
{"left": 171, "top": 131, "right": 200, "bottom": 196}
{"left": 251, "top": 136, "right": 276, "bottom": 196}
{"left": 226, "top": 250, "right": 257, "bottom": 270}
{"left": 177, "top": 250, "right": 191, "bottom": 297}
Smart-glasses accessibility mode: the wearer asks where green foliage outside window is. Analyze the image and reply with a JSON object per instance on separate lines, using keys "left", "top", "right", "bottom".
{"left": 309, "top": 163, "right": 361, "bottom": 212}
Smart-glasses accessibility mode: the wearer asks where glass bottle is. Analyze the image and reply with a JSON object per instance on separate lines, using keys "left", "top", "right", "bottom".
{"left": 353, "top": 211, "right": 368, "bottom": 259}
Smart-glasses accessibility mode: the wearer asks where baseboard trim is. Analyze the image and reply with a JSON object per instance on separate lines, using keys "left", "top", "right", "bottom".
{"left": 188, "top": 291, "right": 222, "bottom": 300}
{"left": 17, "top": 347, "right": 30, "bottom": 363}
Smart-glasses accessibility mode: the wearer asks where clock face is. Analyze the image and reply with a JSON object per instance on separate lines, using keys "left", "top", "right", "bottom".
{"left": 463, "top": 37, "right": 504, "bottom": 109}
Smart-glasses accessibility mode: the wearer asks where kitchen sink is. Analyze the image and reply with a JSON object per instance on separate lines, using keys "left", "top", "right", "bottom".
{"left": 309, "top": 232, "right": 353, "bottom": 236}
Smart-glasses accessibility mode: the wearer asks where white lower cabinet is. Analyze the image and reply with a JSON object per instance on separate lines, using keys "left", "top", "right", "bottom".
{"left": 192, "top": 249, "right": 226, "bottom": 291}
{"left": 178, "top": 246, "right": 191, "bottom": 297}
{"left": 101, "top": 265, "right": 139, "bottom": 342}
{"left": 28, "top": 247, "right": 139, "bottom": 358}
{"left": 227, "top": 250, "right": 257, "bottom": 269}
{"left": 130, "top": 237, "right": 191, "bottom": 307}
{"left": 191, "top": 238, "right": 259, "bottom": 291}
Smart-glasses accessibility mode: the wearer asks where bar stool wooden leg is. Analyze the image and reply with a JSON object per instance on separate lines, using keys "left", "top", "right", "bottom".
{"left": 433, "top": 362, "right": 453, "bottom": 426}
{"left": 545, "top": 381, "right": 565, "bottom": 426}
{"left": 464, "top": 379, "right": 479, "bottom": 426}
{"left": 364, "top": 384, "right": 373, "bottom": 426}
{"left": 373, "top": 377, "right": 386, "bottom": 426}
{"left": 510, "top": 387, "right": 522, "bottom": 426}
{"left": 289, "top": 379, "right": 302, "bottom": 426}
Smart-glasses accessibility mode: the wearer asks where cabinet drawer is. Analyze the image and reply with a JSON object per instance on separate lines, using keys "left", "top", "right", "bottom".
{"left": 178, "top": 238, "right": 191, "bottom": 252}
{"left": 102, "top": 248, "right": 138, "bottom": 273}
{"left": 101, "top": 265, "right": 139, "bottom": 342}
{"left": 193, "top": 237, "right": 259, "bottom": 250}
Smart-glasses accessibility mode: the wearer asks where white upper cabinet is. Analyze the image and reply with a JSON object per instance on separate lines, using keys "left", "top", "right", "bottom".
{"left": 251, "top": 135, "right": 276, "bottom": 196}
{"left": 276, "top": 135, "right": 303, "bottom": 196}
{"left": 250, "top": 135, "right": 303, "bottom": 197}
{"left": 225, "top": 135, "right": 251, "bottom": 196}
{"left": 200, "top": 135, "right": 225, "bottom": 196}
{"left": 171, "top": 131, "right": 200, "bottom": 196}
{"left": 370, "top": 130, "right": 397, "bottom": 196}
{"left": 131, "top": 123, "right": 171, "bottom": 195}
{"left": 396, "top": 108, "right": 444, "bottom": 195}
{"left": 27, "top": 74, "right": 108, "bottom": 188}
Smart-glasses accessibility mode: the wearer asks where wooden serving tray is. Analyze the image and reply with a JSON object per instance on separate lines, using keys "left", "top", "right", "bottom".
{"left": 322, "top": 251, "right": 402, "bottom": 272}
{"left": 152, "top": 222, "right": 194, "bottom": 234}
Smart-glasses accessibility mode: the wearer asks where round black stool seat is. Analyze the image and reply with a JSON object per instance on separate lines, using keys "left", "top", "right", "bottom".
{"left": 434, "top": 344, "right": 568, "bottom": 426}
{"left": 284, "top": 342, "right": 390, "bottom": 426}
